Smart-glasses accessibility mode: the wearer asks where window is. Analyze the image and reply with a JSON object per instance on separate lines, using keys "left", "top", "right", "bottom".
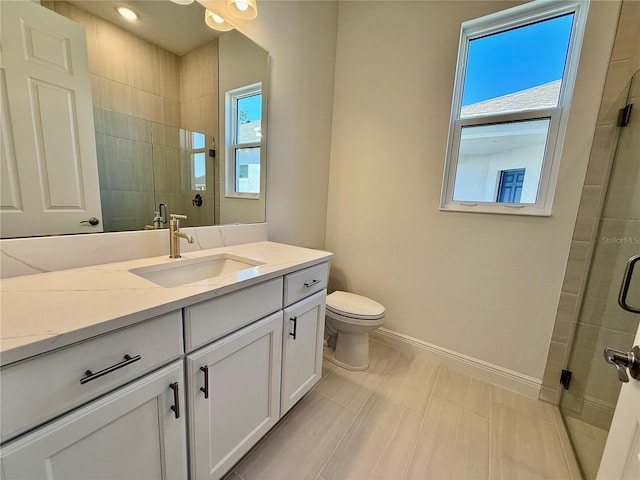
{"left": 226, "top": 83, "right": 262, "bottom": 197}
{"left": 189, "top": 131, "right": 207, "bottom": 191}
{"left": 441, "top": 1, "right": 589, "bottom": 215}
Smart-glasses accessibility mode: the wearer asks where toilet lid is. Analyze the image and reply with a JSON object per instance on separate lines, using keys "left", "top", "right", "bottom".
{"left": 326, "top": 291, "right": 385, "bottom": 320}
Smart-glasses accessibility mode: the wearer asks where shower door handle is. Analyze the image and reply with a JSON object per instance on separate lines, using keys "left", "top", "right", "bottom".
{"left": 618, "top": 255, "right": 640, "bottom": 314}
{"left": 603, "top": 345, "right": 640, "bottom": 382}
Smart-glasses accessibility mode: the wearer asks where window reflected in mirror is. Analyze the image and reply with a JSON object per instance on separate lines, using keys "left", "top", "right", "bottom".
{"left": 189, "top": 132, "right": 208, "bottom": 192}
{"left": 226, "top": 83, "right": 262, "bottom": 197}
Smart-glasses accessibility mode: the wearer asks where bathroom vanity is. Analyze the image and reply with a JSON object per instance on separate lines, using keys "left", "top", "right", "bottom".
{"left": 0, "top": 241, "right": 331, "bottom": 479}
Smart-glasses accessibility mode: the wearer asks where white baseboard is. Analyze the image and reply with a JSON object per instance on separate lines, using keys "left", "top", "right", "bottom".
{"left": 371, "top": 327, "right": 542, "bottom": 399}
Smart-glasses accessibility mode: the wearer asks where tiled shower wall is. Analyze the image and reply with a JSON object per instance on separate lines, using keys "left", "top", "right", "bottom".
{"left": 42, "top": 1, "right": 183, "bottom": 128}
{"left": 540, "top": 0, "right": 640, "bottom": 416}
{"left": 42, "top": 1, "right": 220, "bottom": 229}
{"left": 152, "top": 124, "right": 217, "bottom": 230}
{"left": 93, "top": 108, "right": 154, "bottom": 231}
{"left": 180, "top": 40, "right": 219, "bottom": 139}
{"left": 93, "top": 111, "right": 216, "bottom": 231}
{"left": 180, "top": 41, "right": 221, "bottom": 224}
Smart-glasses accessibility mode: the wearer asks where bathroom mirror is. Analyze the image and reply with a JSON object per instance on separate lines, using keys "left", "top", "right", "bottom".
{"left": 0, "top": 0, "right": 268, "bottom": 237}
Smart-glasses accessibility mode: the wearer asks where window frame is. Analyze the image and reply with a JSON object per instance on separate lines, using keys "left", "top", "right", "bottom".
{"left": 440, "top": 1, "right": 589, "bottom": 216}
{"left": 187, "top": 132, "right": 208, "bottom": 192}
{"left": 225, "top": 82, "right": 262, "bottom": 199}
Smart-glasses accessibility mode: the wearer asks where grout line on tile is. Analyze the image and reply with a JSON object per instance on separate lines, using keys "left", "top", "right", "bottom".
{"left": 551, "top": 407, "right": 584, "bottom": 480}
{"left": 435, "top": 396, "right": 492, "bottom": 423}
{"left": 315, "top": 389, "right": 357, "bottom": 414}
{"left": 401, "top": 365, "right": 442, "bottom": 480}
{"left": 401, "top": 402, "right": 428, "bottom": 479}
{"left": 314, "top": 393, "right": 367, "bottom": 480}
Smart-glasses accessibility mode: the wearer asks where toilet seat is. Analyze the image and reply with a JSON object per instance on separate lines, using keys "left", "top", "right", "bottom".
{"left": 326, "top": 291, "right": 385, "bottom": 320}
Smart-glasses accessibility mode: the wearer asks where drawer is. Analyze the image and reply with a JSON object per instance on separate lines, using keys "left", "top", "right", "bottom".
{"left": 284, "top": 263, "right": 328, "bottom": 306}
{"left": 185, "top": 277, "right": 283, "bottom": 352}
{"left": 0, "top": 311, "right": 183, "bottom": 444}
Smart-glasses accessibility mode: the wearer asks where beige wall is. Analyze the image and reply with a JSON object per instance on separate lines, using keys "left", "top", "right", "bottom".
{"left": 218, "top": 30, "right": 269, "bottom": 225}
{"left": 227, "top": 1, "right": 339, "bottom": 249}
{"left": 324, "top": 1, "right": 620, "bottom": 382}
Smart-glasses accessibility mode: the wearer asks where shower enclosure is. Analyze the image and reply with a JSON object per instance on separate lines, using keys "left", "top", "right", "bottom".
{"left": 559, "top": 70, "right": 640, "bottom": 479}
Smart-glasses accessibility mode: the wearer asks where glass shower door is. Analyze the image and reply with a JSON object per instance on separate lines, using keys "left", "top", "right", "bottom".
{"left": 559, "top": 70, "right": 640, "bottom": 479}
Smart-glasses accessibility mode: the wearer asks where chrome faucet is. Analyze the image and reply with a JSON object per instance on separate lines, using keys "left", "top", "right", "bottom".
{"left": 169, "top": 214, "right": 193, "bottom": 258}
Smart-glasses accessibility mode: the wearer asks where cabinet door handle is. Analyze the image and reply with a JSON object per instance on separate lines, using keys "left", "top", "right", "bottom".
{"left": 290, "top": 316, "right": 297, "bottom": 340}
{"left": 80, "top": 354, "right": 141, "bottom": 384}
{"left": 169, "top": 382, "right": 180, "bottom": 419}
{"left": 304, "top": 279, "right": 321, "bottom": 288}
{"left": 200, "top": 365, "right": 209, "bottom": 399}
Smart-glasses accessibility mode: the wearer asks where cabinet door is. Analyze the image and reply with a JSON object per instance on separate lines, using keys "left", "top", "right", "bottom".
{"left": 281, "top": 290, "right": 326, "bottom": 415}
{"left": 1, "top": 362, "right": 187, "bottom": 480}
{"left": 187, "top": 312, "right": 283, "bottom": 480}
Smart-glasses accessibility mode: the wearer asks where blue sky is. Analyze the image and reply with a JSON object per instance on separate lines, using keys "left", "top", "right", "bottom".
{"left": 239, "top": 94, "right": 262, "bottom": 122}
{"left": 462, "top": 13, "right": 574, "bottom": 106}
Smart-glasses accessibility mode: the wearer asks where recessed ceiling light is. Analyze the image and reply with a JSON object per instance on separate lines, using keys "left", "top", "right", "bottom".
{"left": 116, "top": 7, "right": 138, "bottom": 21}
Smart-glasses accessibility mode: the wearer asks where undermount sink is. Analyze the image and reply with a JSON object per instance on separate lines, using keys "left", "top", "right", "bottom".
{"left": 130, "top": 254, "right": 264, "bottom": 288}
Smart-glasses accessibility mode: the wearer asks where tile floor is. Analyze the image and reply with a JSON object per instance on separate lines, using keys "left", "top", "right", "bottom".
{"left": 563, "top": 416, "right": 608, "bottom": 480}
{"left": 228, "top": 340, "right": 583, "bottom": 480}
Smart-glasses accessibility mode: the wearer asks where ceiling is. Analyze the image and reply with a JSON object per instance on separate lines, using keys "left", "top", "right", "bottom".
{"left": 67, "top": 0, "right": 219, "bottom": 56}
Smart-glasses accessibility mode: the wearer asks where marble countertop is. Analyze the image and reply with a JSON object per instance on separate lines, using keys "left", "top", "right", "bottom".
{"left": 0, "top": 241, "right": 332, "bottom": 366}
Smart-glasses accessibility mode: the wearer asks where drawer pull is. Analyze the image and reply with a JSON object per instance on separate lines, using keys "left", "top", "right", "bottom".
{"left": 290, "top": 316, "right": 297, "bottom": 340}
{"left": 170, "top": 382, "right": 180, "bottom": 419}
{"left": 304, "top": 279, "right": 321, "bottom": 288}
{"left": 80, "top": 354, "right": 141, "bottom": 384}
{"left": 200, "top": 365, "right": 209, "bottom": 399}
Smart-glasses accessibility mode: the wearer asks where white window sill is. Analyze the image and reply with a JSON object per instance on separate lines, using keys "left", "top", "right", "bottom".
{"left": 439, "top": 203, "right": 552, "bottom": 216}
{"left": 225, "top": 193, "right": 261, "bottom": 200}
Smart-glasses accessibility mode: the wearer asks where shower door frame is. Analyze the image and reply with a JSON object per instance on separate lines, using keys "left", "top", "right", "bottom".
{"left": 558, "top": 68, "right": 640, "bottom": 478}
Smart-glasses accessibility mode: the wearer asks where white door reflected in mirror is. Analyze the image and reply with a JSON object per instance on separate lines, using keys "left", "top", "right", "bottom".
{"left": 1, "top": 1, "right": 103, "bottom": 238}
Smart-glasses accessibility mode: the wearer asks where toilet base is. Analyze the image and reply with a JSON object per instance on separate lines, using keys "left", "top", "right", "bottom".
{"left": 323, "top": 347, "right": 369, "bottom": 371}
{"left": 323, "top": 331, "right": 370, "bottom": 371}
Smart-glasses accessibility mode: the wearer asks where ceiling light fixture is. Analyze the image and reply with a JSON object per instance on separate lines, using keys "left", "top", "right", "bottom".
{"left": 227, "top": 0, "right": 257, "bottom": 20}
{"left": 205, "top": 9, "right": 234, "bottom": 32}
{"left": 116, "top": 6, "right": 138, "bottom": 21}
{"left": 169, "top": 0, "right": 195, "bottom": 5}
{"left": 193, "top": 0, "right": 258, "bottom": 33}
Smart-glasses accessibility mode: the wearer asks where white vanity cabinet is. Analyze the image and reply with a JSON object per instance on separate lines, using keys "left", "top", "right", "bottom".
{"left": 183, "top": 262, "right": 328, "bottom": 480}
{"left": 1, "top": 311, "right": 184, "bottom": 443}
{"left": 2, "top": 362, "right": 187, "bottom": 479}
{"left": 186, "top": 312, "right": 283, "bottom": 480}
{"left": 183, "top": 277, "right": 284, "bottom": 480}
{"left": 0, "top": 248, "right": 332, "bottom": 480}
{"left": 0, "top": 309, "right": 188, "bottom": 480}
{"left": 280, "top": 262, "right": 328, "bottom": 415}
{"left": 281, "top": 290, "right": 326, "bottom": 415}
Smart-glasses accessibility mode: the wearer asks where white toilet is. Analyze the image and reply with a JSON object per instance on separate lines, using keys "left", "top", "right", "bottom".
{"left": 324, "top": 291, "right": 385, "bottom": 371}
